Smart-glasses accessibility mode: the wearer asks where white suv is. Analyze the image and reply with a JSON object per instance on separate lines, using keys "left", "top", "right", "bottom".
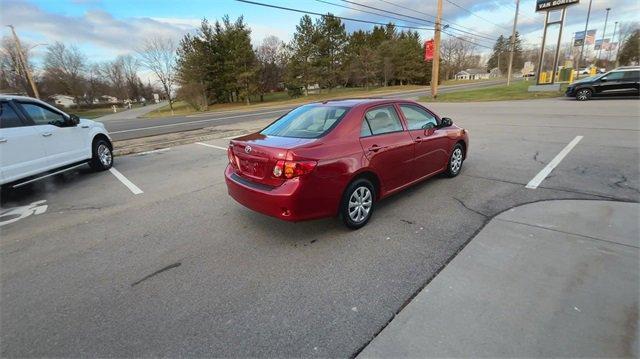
{"left": 0, "top": 95, "right": 113, "bottom": 188}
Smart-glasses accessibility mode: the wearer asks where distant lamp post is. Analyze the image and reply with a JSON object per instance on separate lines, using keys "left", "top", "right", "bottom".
{"left": 596, "top": 7, "right": 611, "bottom": 62}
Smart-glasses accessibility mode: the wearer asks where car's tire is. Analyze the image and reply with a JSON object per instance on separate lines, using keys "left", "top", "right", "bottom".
{"left": 340, "top": 178, "right": 375, "bottom": 230}
{"left": 576, "top": 88, "right": 592, "bottom": 101}
{"left": 89, "top": 138, "right": 113, "bottom": 171}
{"left": 445, "top": 143, "right": 464, "bottom": 177}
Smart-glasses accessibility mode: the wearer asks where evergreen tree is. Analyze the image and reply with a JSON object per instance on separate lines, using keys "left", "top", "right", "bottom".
{"left": 287, "top": 15, "right": 318, "bottom": 95}
{"left": 618, "top": 29, "right": 639, "bottom": 65}
{"left": 314, "top": 14, "right": 347, "bottom": 90}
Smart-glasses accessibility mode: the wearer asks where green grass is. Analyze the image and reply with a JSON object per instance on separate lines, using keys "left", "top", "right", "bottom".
{"left": 419, "top": 80, "right": 566, "bottom": 102}
{"left": 69, "top": 108, "right": 115, "bottom": 119}
{"left": 145, "top": 85, "right": 426, "bottom": 118}
{"left": 441, "top": 78, "right": 499, "bottom": 86}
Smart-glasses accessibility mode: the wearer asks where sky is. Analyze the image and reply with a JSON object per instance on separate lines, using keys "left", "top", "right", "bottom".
{"left": 1, "top": 0, "right": 638, "bottom": 70}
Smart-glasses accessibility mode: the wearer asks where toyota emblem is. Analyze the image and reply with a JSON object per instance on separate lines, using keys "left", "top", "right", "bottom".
{"left": 245, "top": 145, "right": 252, "bottom": 154}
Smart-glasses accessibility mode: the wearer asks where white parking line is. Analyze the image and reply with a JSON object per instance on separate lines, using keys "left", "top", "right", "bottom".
{"left": 135, "top": 148, "right": 171, "bottom": 156}
{"left": 526, "top": 135, "right": 583, "bottom": 189}
{"left": 109, "top": 168, "right": 144, "bottom": 195}
{"left": 195, "top": 142, "right": 228, "bottom": 151}
{"left": 109, "top": 109, "right": 287, "bottom": 134}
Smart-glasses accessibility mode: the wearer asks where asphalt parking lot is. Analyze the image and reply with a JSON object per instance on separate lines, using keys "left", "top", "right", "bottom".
{"left": 1, "top": 98, "right": 638, "bottom": 357}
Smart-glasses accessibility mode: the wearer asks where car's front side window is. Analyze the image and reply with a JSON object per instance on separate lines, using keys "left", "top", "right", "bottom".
{"left": 603, "top": 71, "right": 625, "bottom": 81}
{"left": 362, "top": 106, "right": 403, "bottom": 136}
{"left": 0, "top": 102, "right": 25, "bottom": 129}
{"left": 19, "top": 102, "right": 66, "bottom": 127}
{"left": 623, "top": 71, "right": 640, "bottom": 81}
{"left": 399, "top": 105, "right": 438, "bottom": 130}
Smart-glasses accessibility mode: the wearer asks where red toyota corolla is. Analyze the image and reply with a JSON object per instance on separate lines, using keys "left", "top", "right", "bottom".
{"left": 225, "top": 99, "right": 469, "bottom": 229}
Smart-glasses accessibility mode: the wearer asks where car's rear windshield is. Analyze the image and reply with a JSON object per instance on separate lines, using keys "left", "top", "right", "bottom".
{"left": 260, "top": 105, "right": 350, "bottom": 138}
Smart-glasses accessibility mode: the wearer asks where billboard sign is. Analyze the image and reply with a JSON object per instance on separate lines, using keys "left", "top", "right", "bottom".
{"left": 424, "top": 39, "right": 434, "bottom": 61}
{"left": 536, "top": 0, "right": 579, "bottom": 12}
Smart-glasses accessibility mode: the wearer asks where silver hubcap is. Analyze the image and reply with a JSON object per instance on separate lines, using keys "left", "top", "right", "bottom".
{"left": 577, "top": 90, "right": 589, "bottom": 100}
{"left": 348, "top": 186, "right": 372, "bottom": 223}
{"left": 451, "top": 148, "right": 463, "bottom": 174}
{"left": 97, "top": 144, "right": 112, "bottom": 166}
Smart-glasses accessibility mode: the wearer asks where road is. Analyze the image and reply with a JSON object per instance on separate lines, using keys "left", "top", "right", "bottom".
{"left": 104, "top": 80, "right": 509, "bottom": 141}
{"left": 1, "top": 98, "right": 638, "bottom": 357}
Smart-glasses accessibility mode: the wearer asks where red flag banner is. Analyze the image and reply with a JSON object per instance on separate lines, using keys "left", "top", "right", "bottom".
{"left": 424, "top": 39, "right": 434, "bottom": 61}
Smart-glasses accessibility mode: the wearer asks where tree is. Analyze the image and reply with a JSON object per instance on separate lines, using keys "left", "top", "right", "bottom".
{"left": 137, "top": 37, "right": 177, "bottom": 114}
{"left": 440, "top": 37, "right": 480, "bottom": 79}
{"left": 314, "top": 14, "right": 347, "bottom": 90}
{"left": 256, "top": 36, "right": 286, "bottom": 101}
{"left": 487, "top": 35, "right": 508, "bottom": 74}
{"left": 618, "top": 29, "right": 639, "bottom": 65}
{"left": 287, "top": 15, "right": 318, "bottom": 95}
{"left": 43, "top": 42, "right": 87, "bottom": 100}
{"left": 0, "top": 36, "right": 34, "bottom": 96}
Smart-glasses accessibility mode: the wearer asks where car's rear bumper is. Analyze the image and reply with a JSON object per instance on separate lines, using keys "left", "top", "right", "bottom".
{"left": 224, "top": 165, "right": 338, "bottom": 222}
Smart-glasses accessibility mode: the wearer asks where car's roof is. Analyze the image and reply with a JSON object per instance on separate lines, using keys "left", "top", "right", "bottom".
{"left": 310, "top": 98, "right": 417, "bottom": 107}
{"left": 612, "top": 66, "right": 640, "bottom": 72}
{"left": 0, "top": 94, "right": 41, "bottom": 102}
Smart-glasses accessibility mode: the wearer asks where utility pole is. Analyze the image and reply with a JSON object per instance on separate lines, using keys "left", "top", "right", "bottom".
{"left": 506, "top": 0, "right": 520, "bottom": 86}
{"left": 7, "top": 25, "right": 40, "bottom": 99}
{"left": 596, "top": 7, "right": 611, "bottom": 62}
{"left": 431, "top": 0, "right": 443, "bottom": 99}
{"left": 607, "top": 21, "right": 617, "bottom": 63}
{"left": 577, "top": 0, "right": 592, "bottom": 71}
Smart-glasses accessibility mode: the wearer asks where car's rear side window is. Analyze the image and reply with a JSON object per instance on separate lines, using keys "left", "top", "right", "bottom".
{"left": 261, "top": 105, "right": 350, "bottom": 138}
{"left": 0, "top": 102, "right": 25, "bottom": 129}
{"left": 361, "top": 105, "right": 403, "bottom": 137}
{"left": 623, "top": 71, "right": 640, "bottom": 81}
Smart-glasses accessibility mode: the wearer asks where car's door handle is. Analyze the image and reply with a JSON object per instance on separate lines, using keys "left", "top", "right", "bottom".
{"left": 414, "top": 137, "right": 422, "bottom": 143}
{"left": 80, "top": 125, "right": 90, "bottom": 128}
{"left": 367, "top": 145, "right": 386, "bottom": 152}
{"left": 42, "top": 132, "right": 52, "bottom": 137}
{"left": 0, "top": 138, "right": 7, "bottom": 143}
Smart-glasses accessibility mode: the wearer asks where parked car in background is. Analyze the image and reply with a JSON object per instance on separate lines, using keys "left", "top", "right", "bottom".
{"left": 566, "top": 67, "right": 640, "bottom": 101}
{"left": 225, "top": 99, "right": 469, "bottom": 229}
{"left": 0, "top": 95, "right": 113, "bottom": 188}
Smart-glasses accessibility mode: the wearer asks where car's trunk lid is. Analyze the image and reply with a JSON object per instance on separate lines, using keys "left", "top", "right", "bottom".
{"left": 230, "top": 134, "right": 316, "bottom": 187}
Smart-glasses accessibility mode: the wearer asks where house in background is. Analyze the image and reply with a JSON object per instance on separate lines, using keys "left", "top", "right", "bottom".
{"left": 50, "top": 94, "right": 76, "bottom": 108}
{"left": 489, "top": 67, "right": 502, "bottom": 78}
{"left": 454, "top": 69, "right": 490, "bottom": 80}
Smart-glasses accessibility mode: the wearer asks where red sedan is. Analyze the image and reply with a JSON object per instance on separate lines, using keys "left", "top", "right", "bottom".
{"left": 225, "top": 99, "right": 469, "bottom": 229}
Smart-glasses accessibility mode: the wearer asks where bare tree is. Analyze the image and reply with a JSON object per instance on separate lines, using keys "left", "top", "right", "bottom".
{"left": 440, "top": 37, "right": 479, "bottom": 79}
{"left": 98, "top": 57, "right": 126, "bottom": 100}
{"left": 43, "top": 42, "right": 87, "bottom": 100}
{"left": 0, "top": 36, "right": 33, "bottom": 95}
{"left": 256, "top": 36, "right": 286, "bottom": 101}
{"left": 137, "top": 37, "right": 176, "bottom": 114}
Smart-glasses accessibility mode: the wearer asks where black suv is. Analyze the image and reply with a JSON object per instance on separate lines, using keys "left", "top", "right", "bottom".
{"left": 566, "top": 67, "right": 640, "bottom": 101}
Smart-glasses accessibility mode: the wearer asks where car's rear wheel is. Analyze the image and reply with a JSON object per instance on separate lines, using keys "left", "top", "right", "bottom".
{"left": 340, "top": 178, "right": 375, "bottom": 229}
{"left": 445, "top": 143, "right": 464, "bottom": 177}
{"left": 89, "top": 138, "right": 113, "bottom": 171}
{"left": 576, "top": 88, "right": 592, "bottom": 101}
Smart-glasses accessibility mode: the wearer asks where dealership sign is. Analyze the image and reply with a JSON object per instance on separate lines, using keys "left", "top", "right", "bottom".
{"left": 536, "top": 0, "right": 579, "bottom": 12}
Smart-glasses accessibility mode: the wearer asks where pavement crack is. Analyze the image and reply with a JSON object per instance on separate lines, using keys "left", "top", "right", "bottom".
{"left": 131, "top": 262, "right": 182, "bottom": 287}
{"left": 400, "top": 219, "right": 415, "bottom": 224}
{"left": 612, "top": 174, "right": 640, "bottom": 194}
{"left": 452, "top": 197, "right": 488, "bottom": 218}
{"left": 533, "top": 151, "right": 545, "bottom": 165}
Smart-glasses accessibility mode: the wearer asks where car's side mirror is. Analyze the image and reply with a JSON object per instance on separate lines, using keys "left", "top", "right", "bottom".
{"left": 440, "top": 117, "right": 453, "bottom": 128}
{"left": 67, "top": 114, "right": 80, "bottom": 126}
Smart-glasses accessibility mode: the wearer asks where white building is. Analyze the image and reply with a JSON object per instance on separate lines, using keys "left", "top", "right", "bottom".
{"left": 454, "top": 69, "right": 490, "bottom": 80}
{"left": 50, "top": 94, "right": 76, "bottom": 108}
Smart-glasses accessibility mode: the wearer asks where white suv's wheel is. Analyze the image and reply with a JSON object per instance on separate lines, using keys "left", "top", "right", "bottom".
{"left": 89, "top": 138, "right": 113, "bottom": 171}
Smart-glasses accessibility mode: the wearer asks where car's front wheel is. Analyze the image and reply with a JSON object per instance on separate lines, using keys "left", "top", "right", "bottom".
{"left": 89, "top": 138, "right": 113, "bottom": 171}
{"left": 445, "top": 143, "right": 464, "bottom": 177}
{"left": 340, "top": 178, "right": 375, "bottom": 229}
{"left": 576, "top": 88, "right": 592, "bottom": 101}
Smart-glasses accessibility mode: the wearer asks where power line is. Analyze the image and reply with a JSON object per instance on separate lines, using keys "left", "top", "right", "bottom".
{"left": 442, "top": 30, "right": 494, "bottom": 49}
{"left": 235, "top": 0, "right": 434, "bottom": 31}
{"left": 314, "top": 0, "right": 431, "bottom": 28}
{"left": 341, "top": 0, "right": 498, "bottom": 42}
{"left": 374, "top": 0, "right": 498, "bottom": 40}
{"left": 444, "top": 0, "right": 511, "bottom": 30}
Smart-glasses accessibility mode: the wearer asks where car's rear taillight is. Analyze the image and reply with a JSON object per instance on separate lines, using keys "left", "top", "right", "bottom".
{"left": 227, "top": 145, "right": 237, "bottom": 168}
{"left": 272, "top": 160, "right": 317, "bottom": 179}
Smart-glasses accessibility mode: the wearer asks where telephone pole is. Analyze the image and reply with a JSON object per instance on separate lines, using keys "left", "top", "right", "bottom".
{"left": 431, "top": 0, "right": 443, "bottom": 99}
{"left": 7, "top": 25, "right": 40, "bottom": 99}
{"left": 596, "top": 7, "right": 611, "bottom": 61}
{"left": 607, "top": 21, "right": 617, "bottom": 62}
{"left": 506, "top": 0, "right": 520, "bottom": 86}
{"left": 577, "top": 0, "right": 592, "bottom": 70}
